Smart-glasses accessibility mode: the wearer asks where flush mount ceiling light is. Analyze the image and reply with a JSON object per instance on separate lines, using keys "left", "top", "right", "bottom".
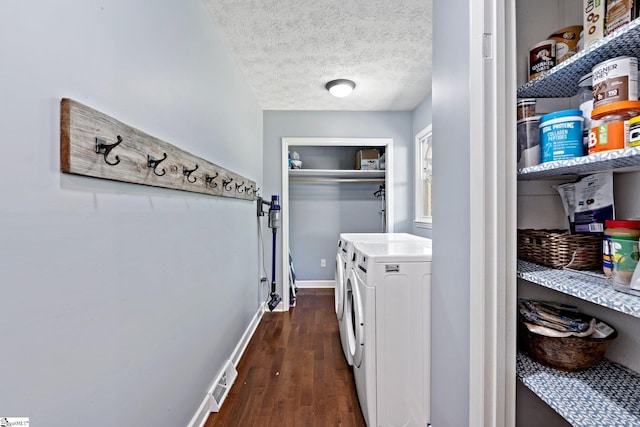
{"left": 325, "top": 79, "right": 356, "bottom": 97}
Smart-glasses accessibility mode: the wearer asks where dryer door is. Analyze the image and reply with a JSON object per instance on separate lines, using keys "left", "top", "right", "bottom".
{"left": 335, "top": 252, "right": 345, "bottom": 319}
{"left": 347, "top": 268, "right": 365, "bottom": 368}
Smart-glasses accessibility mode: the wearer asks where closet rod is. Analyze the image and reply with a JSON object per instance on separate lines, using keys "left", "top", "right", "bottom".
{"left": 289, "top": 177, "right": 385, "bottom": 183}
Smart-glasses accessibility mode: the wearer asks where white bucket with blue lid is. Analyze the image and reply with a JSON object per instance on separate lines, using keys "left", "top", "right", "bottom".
{"left": 539, "top": 109, "right": 584, "bottom": 162}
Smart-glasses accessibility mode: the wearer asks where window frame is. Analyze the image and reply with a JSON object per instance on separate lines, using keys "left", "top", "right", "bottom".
{"left": 414, "top": 124, "right": 433, "bottom": 228}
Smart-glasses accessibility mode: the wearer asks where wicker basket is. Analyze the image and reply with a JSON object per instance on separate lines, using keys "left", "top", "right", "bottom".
{"left": 518, "top": 318, "right": 617, "bottom": 371}
{"left": 517, "top": 229, "right": 602, "bottom": 270}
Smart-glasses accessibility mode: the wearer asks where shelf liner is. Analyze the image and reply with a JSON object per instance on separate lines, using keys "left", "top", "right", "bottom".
{"left": 517, "top": 148, "right": 640, "bottom": 180}
{"left": 517, "top": 352, "right": 640, "bottom": 426}
{"left": 518, "top": 19, "right": 640, "bottom": 98}
{"left": 517, "top": 260, "right": 640, "bottom": 318}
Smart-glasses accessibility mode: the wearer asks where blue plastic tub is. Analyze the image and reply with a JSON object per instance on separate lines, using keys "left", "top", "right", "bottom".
{"left": 539, "top": 109, "right": 584, "bottom": 162}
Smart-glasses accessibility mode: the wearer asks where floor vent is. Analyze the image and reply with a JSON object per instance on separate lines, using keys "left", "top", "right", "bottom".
{"left": 210, "top": 360, "right": 237, "bottom": 412}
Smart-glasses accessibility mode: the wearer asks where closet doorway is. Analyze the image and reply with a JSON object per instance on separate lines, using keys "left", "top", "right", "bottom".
{"left": 281, "top": 137, "right": 394, "bottom": 309}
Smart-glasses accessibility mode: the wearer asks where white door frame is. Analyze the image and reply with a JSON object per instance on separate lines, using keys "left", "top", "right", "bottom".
{"left": 468, "top": 0, "right": 516, "bottom": 424}
{"left": 280, "top": 137, "right": 394, "bottom": 310}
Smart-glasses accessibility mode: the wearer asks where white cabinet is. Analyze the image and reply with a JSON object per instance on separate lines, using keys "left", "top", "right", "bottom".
{"left": 515, "top": 14, "right": 640, "bottom": 426}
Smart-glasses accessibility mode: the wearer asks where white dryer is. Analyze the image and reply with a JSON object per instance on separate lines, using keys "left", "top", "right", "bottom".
{"left": 335, "top": 233, "right": 429, "bottom": 366}
{"left": 347, "top": 240, "right": 432, "bottom": 427}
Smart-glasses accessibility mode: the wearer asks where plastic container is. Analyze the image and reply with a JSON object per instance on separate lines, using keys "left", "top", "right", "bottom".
{"left": 603, "top": 220, "right": 640, "bottom": 285}
{"left": 548, "top": 25, "right": 582, "bottom": 64}
{"left": 529, "top": 40, "right": 556, "bottom": 80}
{"left": 630, "top": 115, "right": 640, "bottom": 147}
{"left": 517, "top": 98, "right": 537, "bottom": 120}
{"left": 592, "top": 56, "right": 639, "bottom": 108}
{"left": 517, "top": 116, "right": 541, "bottom": 168}
{"left": 578, "top": 73, "right": 594, "bottom": 154}
{"left": 578, "top": 73, "right": 593, "bottom": 105}
{"left": 589, "top": 100, "right": 640, "bottom": 154}
{"left": 539, "top": 109, "right": 584, "bottom": 162}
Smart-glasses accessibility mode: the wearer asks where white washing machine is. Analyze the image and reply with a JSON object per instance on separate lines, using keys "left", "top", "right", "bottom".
{"left": 335, "top": 233, "right": 429, "bottom": 366}
{"left": 347, "top": 240, "right": 432, "bottom": 427}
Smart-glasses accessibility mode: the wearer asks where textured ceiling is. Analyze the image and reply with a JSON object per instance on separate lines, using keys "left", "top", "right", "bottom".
{"left": 203, "top": 0, "right": 432, "bottom": 111}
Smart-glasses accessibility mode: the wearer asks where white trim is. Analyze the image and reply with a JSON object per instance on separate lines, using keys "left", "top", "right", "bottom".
{"left": 187, "top": 302, "right": 266, "bottom": 427}
{"left": 295, "top": 280, "right": 335, "bottom": 289}
{"left": 281, "top": 137, "right": 394, "bottom": 313}
{"left": 282, "top": 140, "right": 290, "bottom": 310}
{"left": 468, "top": 0, "right": 489, "bottom": 423}
{"left": 230, "top": 303, "right": 266, "bottom": 367}
{"left": 468, "top": 0, "right": 516, "bottom": 424}
{"left": 414, "top": 125, "right": 433, "bottom": 225}
{"left": 413, "top": 220, "right": 432, "bottom": 229}
{"left": 504, "top": 0, "right": 518, "bottom": 424}
{"left": 187, "top": 394, "right": 215, "bottom": 427}
{"left": 281, "top": 137, "right": 392, "bottom": 147}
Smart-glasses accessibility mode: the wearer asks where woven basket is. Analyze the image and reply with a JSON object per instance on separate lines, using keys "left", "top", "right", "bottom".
{"left": 518, "top": 318, "right": 617, "bottom": 371}
{"left": 517, "top": 229, "right": 602, "bottom": 270}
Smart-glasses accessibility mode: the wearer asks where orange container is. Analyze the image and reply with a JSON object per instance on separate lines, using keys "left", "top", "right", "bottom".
{"left": 589, "top": 101, "right": 640, "bottom": 154}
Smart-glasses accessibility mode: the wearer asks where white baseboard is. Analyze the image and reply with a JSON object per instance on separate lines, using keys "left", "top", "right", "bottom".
{"left": 187, "top": 302, "right": 265, "bottom": 427}
{"left": 230, "top": 303, "right": 266, "bottom": 366}
{"left": 296, "top": 280, "right": 335, "bottom": 289}
{"left": 187, "top": 395, "right": 215, "bottom": 427}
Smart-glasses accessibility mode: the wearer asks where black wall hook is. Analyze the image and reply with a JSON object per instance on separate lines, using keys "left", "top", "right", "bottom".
{"left": 96, "top": 136, "right": 123, "bottom": 166}
{"left": 205, "top": 172, "right": 219, "bottom": 188}
{"left": 147, "top": 153, "right": 167, "bottom": 176}
{"left": 222, "top": 177, "right": 234, "bottom": 191}
{"left": 183, "top": 164, "right": 199, "bottom": 183}
{"left": 236, "top": 181, "right": 245, "bottom": 193}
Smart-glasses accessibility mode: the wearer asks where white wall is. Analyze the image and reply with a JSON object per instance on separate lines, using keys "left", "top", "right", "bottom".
{"left": 413, "top": 94, "right": 433, "bottom": 136}
{"left": 289, "top": 181, "right": 383, "bottom": 280}
{"left": 0, "top": 1, "right": 263, "bottom": 426}
{"left": 263, "top": 111, "right": 413, "bottom": 293}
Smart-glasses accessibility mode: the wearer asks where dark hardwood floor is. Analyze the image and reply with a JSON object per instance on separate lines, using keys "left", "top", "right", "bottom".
{"left": 205, "top": 288, "right": 366, "bottom": 427}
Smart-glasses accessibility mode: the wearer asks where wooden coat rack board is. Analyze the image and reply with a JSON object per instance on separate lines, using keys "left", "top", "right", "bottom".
{"left": 60, "top": 98, "right": 257, "bottom": 201}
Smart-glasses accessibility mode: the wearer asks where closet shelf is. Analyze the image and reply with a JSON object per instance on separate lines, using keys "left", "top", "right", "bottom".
{"left": 517, "top": 19, "right": 640, "bottom": 98}
{"left": 517, "top": 147, "right": 640, "bottom": 180}
{"left": 288, "top": 169, "right": 385, "bottom": 182}
{"left": 517, "top": 352, "right": 640, "bottom": 426}
{"left": 517, "top": 260, "right": 640, "bottom": 318}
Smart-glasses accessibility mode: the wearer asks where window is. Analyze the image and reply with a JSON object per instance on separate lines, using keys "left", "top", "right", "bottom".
{"left": 414, "top": 125, "right": 432, "bottom": 228}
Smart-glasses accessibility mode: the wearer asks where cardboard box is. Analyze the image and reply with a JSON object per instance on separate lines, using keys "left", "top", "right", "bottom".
{"left": 355, "top": 149, "right": 380, "bottom": 170}
{"left": 605, "top": 0, "right": 639, "bottom": 35}
{"left": 584, "top": 0, "right": 606, "bottom": 48}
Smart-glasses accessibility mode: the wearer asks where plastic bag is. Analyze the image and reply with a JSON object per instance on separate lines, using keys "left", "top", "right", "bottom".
{"left": 553, "top": 182, "right": 576, "bottom": 233}
{"left": 554, "top": 172, "right": 614, "bottom": 234}
{"left": 574, "top": 172, "right": 614, "bottom": 234}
